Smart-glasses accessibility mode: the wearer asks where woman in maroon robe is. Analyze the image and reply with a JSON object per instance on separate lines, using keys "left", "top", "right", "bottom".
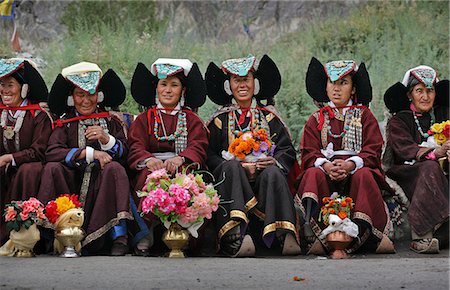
{"left": 38, "top": 62, "right": 132, "bottom": 255}
{"left": 128, "top": 58, "right": 209, "bottom": 256}
{"left": 296, "top": 58, "right": 394, "bottom": 257}
{"left": 0, "top": 58, "right": 51, "bottom": 245}
{"left": 205, "top": 55, "right": 300, "bottom": 257}
{"left": 384, "top": 65, "right": 449, "bottom": 253}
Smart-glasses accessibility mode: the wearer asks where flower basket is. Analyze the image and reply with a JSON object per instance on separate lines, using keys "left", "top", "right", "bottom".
{"left": 0, "top": 197, "right": 46, "bottom": 257}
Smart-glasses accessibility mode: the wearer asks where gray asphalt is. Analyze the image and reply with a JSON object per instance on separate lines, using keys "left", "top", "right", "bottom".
{"left": 1, "top": 244, "right": 448, "bottom": 290}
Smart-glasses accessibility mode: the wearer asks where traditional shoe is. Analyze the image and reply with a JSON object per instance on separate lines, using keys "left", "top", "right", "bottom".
{"left": 221, "top": 233, "right": 255, "bottom": 257}
{"left": 307, "top": 238, "right": 326, "bottom": 255}
{"left": 376, "top": 234, "right": 396, "bottom": 254}
{"left": 132, "top": 246, "right": 150, "bottom": 257}
{"left": 281, "top": 233, "right": 301, "bottom": 256}
{"left": 410, "top": 238, "right": 439, "bottom": 254}
{"left": 110, "top": 241, "right": 129, "bottom": 256}
{"left": 234, "top": 234, "right": 255, "bottom": 257}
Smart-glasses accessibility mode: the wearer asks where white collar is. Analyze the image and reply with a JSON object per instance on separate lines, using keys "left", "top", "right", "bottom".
{"left": 9, "top": 99, "right": 28, "bottom": 118}
{"left": 157, "top": 102, "right": 181, "bottom": 115}
{"left": 328, "top": 99, "right": 353, "bottom": 115}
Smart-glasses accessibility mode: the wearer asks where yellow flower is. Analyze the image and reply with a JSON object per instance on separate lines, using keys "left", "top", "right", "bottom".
{"left": 434, "top": 133, "right": 447, "bottom": 145}
{"left": 55, "top": 196, "right": 75, "bottom": 216}
{"left": 430, "top": 123, "right": 444, "bottom": 134}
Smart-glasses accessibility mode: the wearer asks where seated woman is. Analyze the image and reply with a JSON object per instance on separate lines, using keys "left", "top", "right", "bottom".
{"left": 297, "top": 58, "right": 394, "bottom": 257}
{"left": 127, "top": 58, "right": 209, "bottom": 256}
{"left": 0, "top": 58, "right": 51, "bottom": 245}
{"left": 38, "top": 62, "right": 132, "bottom": 256}
{"left": 384, "top": 65, "right": 449, "bottom": 253}
{"left": 205, "top": 54, "right": 300, "bottom": 257}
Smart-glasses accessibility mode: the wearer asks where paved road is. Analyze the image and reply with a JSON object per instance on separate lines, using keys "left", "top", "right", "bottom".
{"left": 1, "top": 242, "right": 448, "bottom": 290}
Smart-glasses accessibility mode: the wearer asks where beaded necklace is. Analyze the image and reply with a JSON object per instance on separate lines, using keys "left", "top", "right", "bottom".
{"left": 228, "top": 108, "right": 260, "bottom": 136}
{"left": 154, "top": 110, "right": 187, "bottom": 141}
{"left": 412, "top": 111, "right": 433, "bottom": 139}
{"left": 325, "top": 108, "right": 354, "bottom": 138}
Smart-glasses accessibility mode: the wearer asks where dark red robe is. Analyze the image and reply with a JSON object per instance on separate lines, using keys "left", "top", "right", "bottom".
{"left": 297, "top": 107, "right": 391, "bottom": 253}
{"left": 38, "top": 109, "right": 132, "bottom": 254}
{"left": 385, "top": 110, "right": 448, "bottom": 236}
{"left": 0, "top": 108, "right": 52, "bottom": 244}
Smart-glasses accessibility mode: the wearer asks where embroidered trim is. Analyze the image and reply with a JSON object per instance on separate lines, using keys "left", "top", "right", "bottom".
{"left": 245, "top": 196, "right": 258, "bottom": 211}
{"left": 252, "top": 208, "right": 266, "bottom": 220}
{"left": 81, "top": 211, "right": 133, "bottom": 247}
{"left": 262, "top": 221, "right": 297, "bottom": 237}
{"left": 214, "top": 117, "right": 222, "bottom": 129}
{"left": 218, "top": 220, "right": 241, "bottom": 240}
{"left": 230, "top": 209, "right": 249, "bottom": 224}
{"left": 301, "top": 192, "right": 319, "bottom": 204}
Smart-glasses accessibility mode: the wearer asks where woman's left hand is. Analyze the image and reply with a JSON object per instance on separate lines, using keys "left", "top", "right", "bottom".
{"left": 164, "top": 156, "right": 184, "bottom": 174}
{"left": 0, "top": 154, "right": 13, "bottom": 168}
{"left": 256, "top": 156, "right": 276, "bottom": 170}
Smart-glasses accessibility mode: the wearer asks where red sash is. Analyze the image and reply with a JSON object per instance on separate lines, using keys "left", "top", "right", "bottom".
{"left": 0, "top": 104, "right": 43, "bottom": 118}
{"left": 53, "top": 112, "right": 111, "bottom": 128}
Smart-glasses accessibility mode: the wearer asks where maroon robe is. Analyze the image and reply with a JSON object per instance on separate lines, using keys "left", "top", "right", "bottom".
{"left": 128, "top": 108, "right": 209, "bottom": 194}
{"left": 297, "top": 107, "right": 391, "bottom": 252}
{"left": 38, "top": 109, "right": 132, "bottom": 254}
{"left": 0, "top": 108, "right": 52, "bottom": 244}
{"left": 385, "top": 110, "right": 448, "bottom": 236}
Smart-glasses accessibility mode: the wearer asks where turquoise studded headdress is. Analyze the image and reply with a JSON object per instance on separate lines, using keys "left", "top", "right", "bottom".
{"left": 62, "top": 62, "right": 102, "bottom": 94}
{"left": 150, "top": 58, "right": 193, "bottom": 79}
{"left": 221, "top": 54, "right": 256, "bottom": 77}
{"left": 324, "top": 60, "right": 357, "bottom": 82}
{"left": 0, "top": 58, "right": 24, "bottom": 79}
{"left": 401, "top": 65, "right": 438, "bottom": 89}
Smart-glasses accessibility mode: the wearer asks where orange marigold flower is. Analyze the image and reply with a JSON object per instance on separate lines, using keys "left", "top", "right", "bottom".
{"left": 338, "top": 211, "right": 347, "bottom": 219}
{"left": 322, "top": 197, "right": 332, "bottom": 203}
{"left": 329, "top": 208, "right": 335, "bottom": 214}
{"left": 237, "top": 131, "right": 243, "bottom": 137}
{"left": 340, "top": 200, "right": 347, "bottom": 207}
{"left": 345, "top": 197, "right": 352, "bottom": 203}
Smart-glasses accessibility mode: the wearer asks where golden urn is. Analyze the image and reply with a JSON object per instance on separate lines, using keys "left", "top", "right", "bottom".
{"left": 162, "top": 223, "right": 190, "bottom": 258}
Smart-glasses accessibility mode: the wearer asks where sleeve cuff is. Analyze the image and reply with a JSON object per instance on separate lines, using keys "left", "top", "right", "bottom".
{"left": 11, "top": 157, "right": 16, "bottom": 167}
{"left": 346, "top": 156, "right": 364, "bottom": 174}
{"left": 100, "top": 134, "right": 116, "bottom": 151}
{"left": 137, "top": 157, "right": 153, "bottom": 170}
{"left": 314, "top": 157, "right": 331, "bottom": 172}
{"left": 86, "top": 146, "right": 95, "bottom": 164}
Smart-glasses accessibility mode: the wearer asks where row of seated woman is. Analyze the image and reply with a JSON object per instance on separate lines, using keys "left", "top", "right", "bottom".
{"left": 0, "top": 55, "right": 448, "bottom": 258}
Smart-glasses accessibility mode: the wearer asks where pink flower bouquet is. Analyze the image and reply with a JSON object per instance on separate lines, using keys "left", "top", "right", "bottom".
{"left": 4, "top": 197, "right": 46, "bottom": 232}
{"left": 137, "top": 168, "right": 220, "bottom": 237}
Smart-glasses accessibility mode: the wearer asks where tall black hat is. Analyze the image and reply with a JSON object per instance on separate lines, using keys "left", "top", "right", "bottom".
{"left": 305, "top": 57, "right": 372, "bottom": 105}
{"left": 205, "top": 54, "right": 281, "bottom": 106}
{"left": 48, "top": 62, "right": 126, "bottom": 116}
{"left": 0, "top": 58, "right": 48, "bottom": 102}
{"left": 131, "top": 58, "right": 206, "bottom": 109}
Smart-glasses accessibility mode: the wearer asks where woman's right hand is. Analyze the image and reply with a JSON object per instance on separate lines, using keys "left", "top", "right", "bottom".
{"left": 146, "top": 157, "right": 164, "bottom": 172}
{"left": 435, "top": 140, "right": 450, "bottom": 159}
{"left": 94, "top": 150, "right": 113, "bottom": 169}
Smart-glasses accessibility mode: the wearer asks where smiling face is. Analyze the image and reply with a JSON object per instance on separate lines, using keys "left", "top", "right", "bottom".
{"left": 230, "top": 73, "right": 255, "bottom": 108}
{"left": 409, "top": 82, "right": 436, "bottom": 113}
{"left": 156, "top": 75, "right": 184, "bottom": 109}
{"left": 0, "top": 76, "right": 23, "bottom": 107}
{"left": 325, "top": 74, "right": 355, "bottom": 107}
{"left": 72, "top": 87, "right": 98, "bottom": 115}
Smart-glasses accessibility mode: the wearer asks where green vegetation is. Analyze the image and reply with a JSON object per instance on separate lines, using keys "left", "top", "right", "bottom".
{"left": 9, "top": 1, "right": 450, "bottom": 147}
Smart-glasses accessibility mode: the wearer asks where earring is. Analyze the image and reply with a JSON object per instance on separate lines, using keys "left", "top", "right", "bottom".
{"left": 67, "top": 96, "right": 74, "bottom": 106}
{"left": 254, "top": 78, "right": 260, "bottom": 95}
{"left": 224, "top": 80, "right": 232, "bottom": 96}
{"left": 180, "top": 95, "right": 185, "bottom": 107}
{"left": 97, "top": 91, "right": 104, "bottom": 102}
{"left": 21, "top": 84, "right": 29, "bottom": 99}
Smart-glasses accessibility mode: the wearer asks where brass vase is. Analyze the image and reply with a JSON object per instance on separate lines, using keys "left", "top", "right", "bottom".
{"left": 162, "top": 223, "right": 190, "bottom": 258}
{"left": 326, "top": 231, "right": 353, "bottom": 259}
{"left": 55, "top": 227, "right": 84, "bottom": 258}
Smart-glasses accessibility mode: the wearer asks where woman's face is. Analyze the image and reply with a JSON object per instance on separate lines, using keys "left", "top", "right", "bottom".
{"left": 230, "top": 73, "right": 254, "bottom": 107}
{"left": 0, "top": 76, "right": 23, "bottom": 107}
{"left": 326, "top": 75, "right": 355, "bottom": 107}
{"left": 73, "top": 87, "right": 98, "bottom": 115}
{"left": 409, "top": 82, "right": 436, "bottom": 113}
{"left": 156, "top": 75, "right": 184, "bottom": 109}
